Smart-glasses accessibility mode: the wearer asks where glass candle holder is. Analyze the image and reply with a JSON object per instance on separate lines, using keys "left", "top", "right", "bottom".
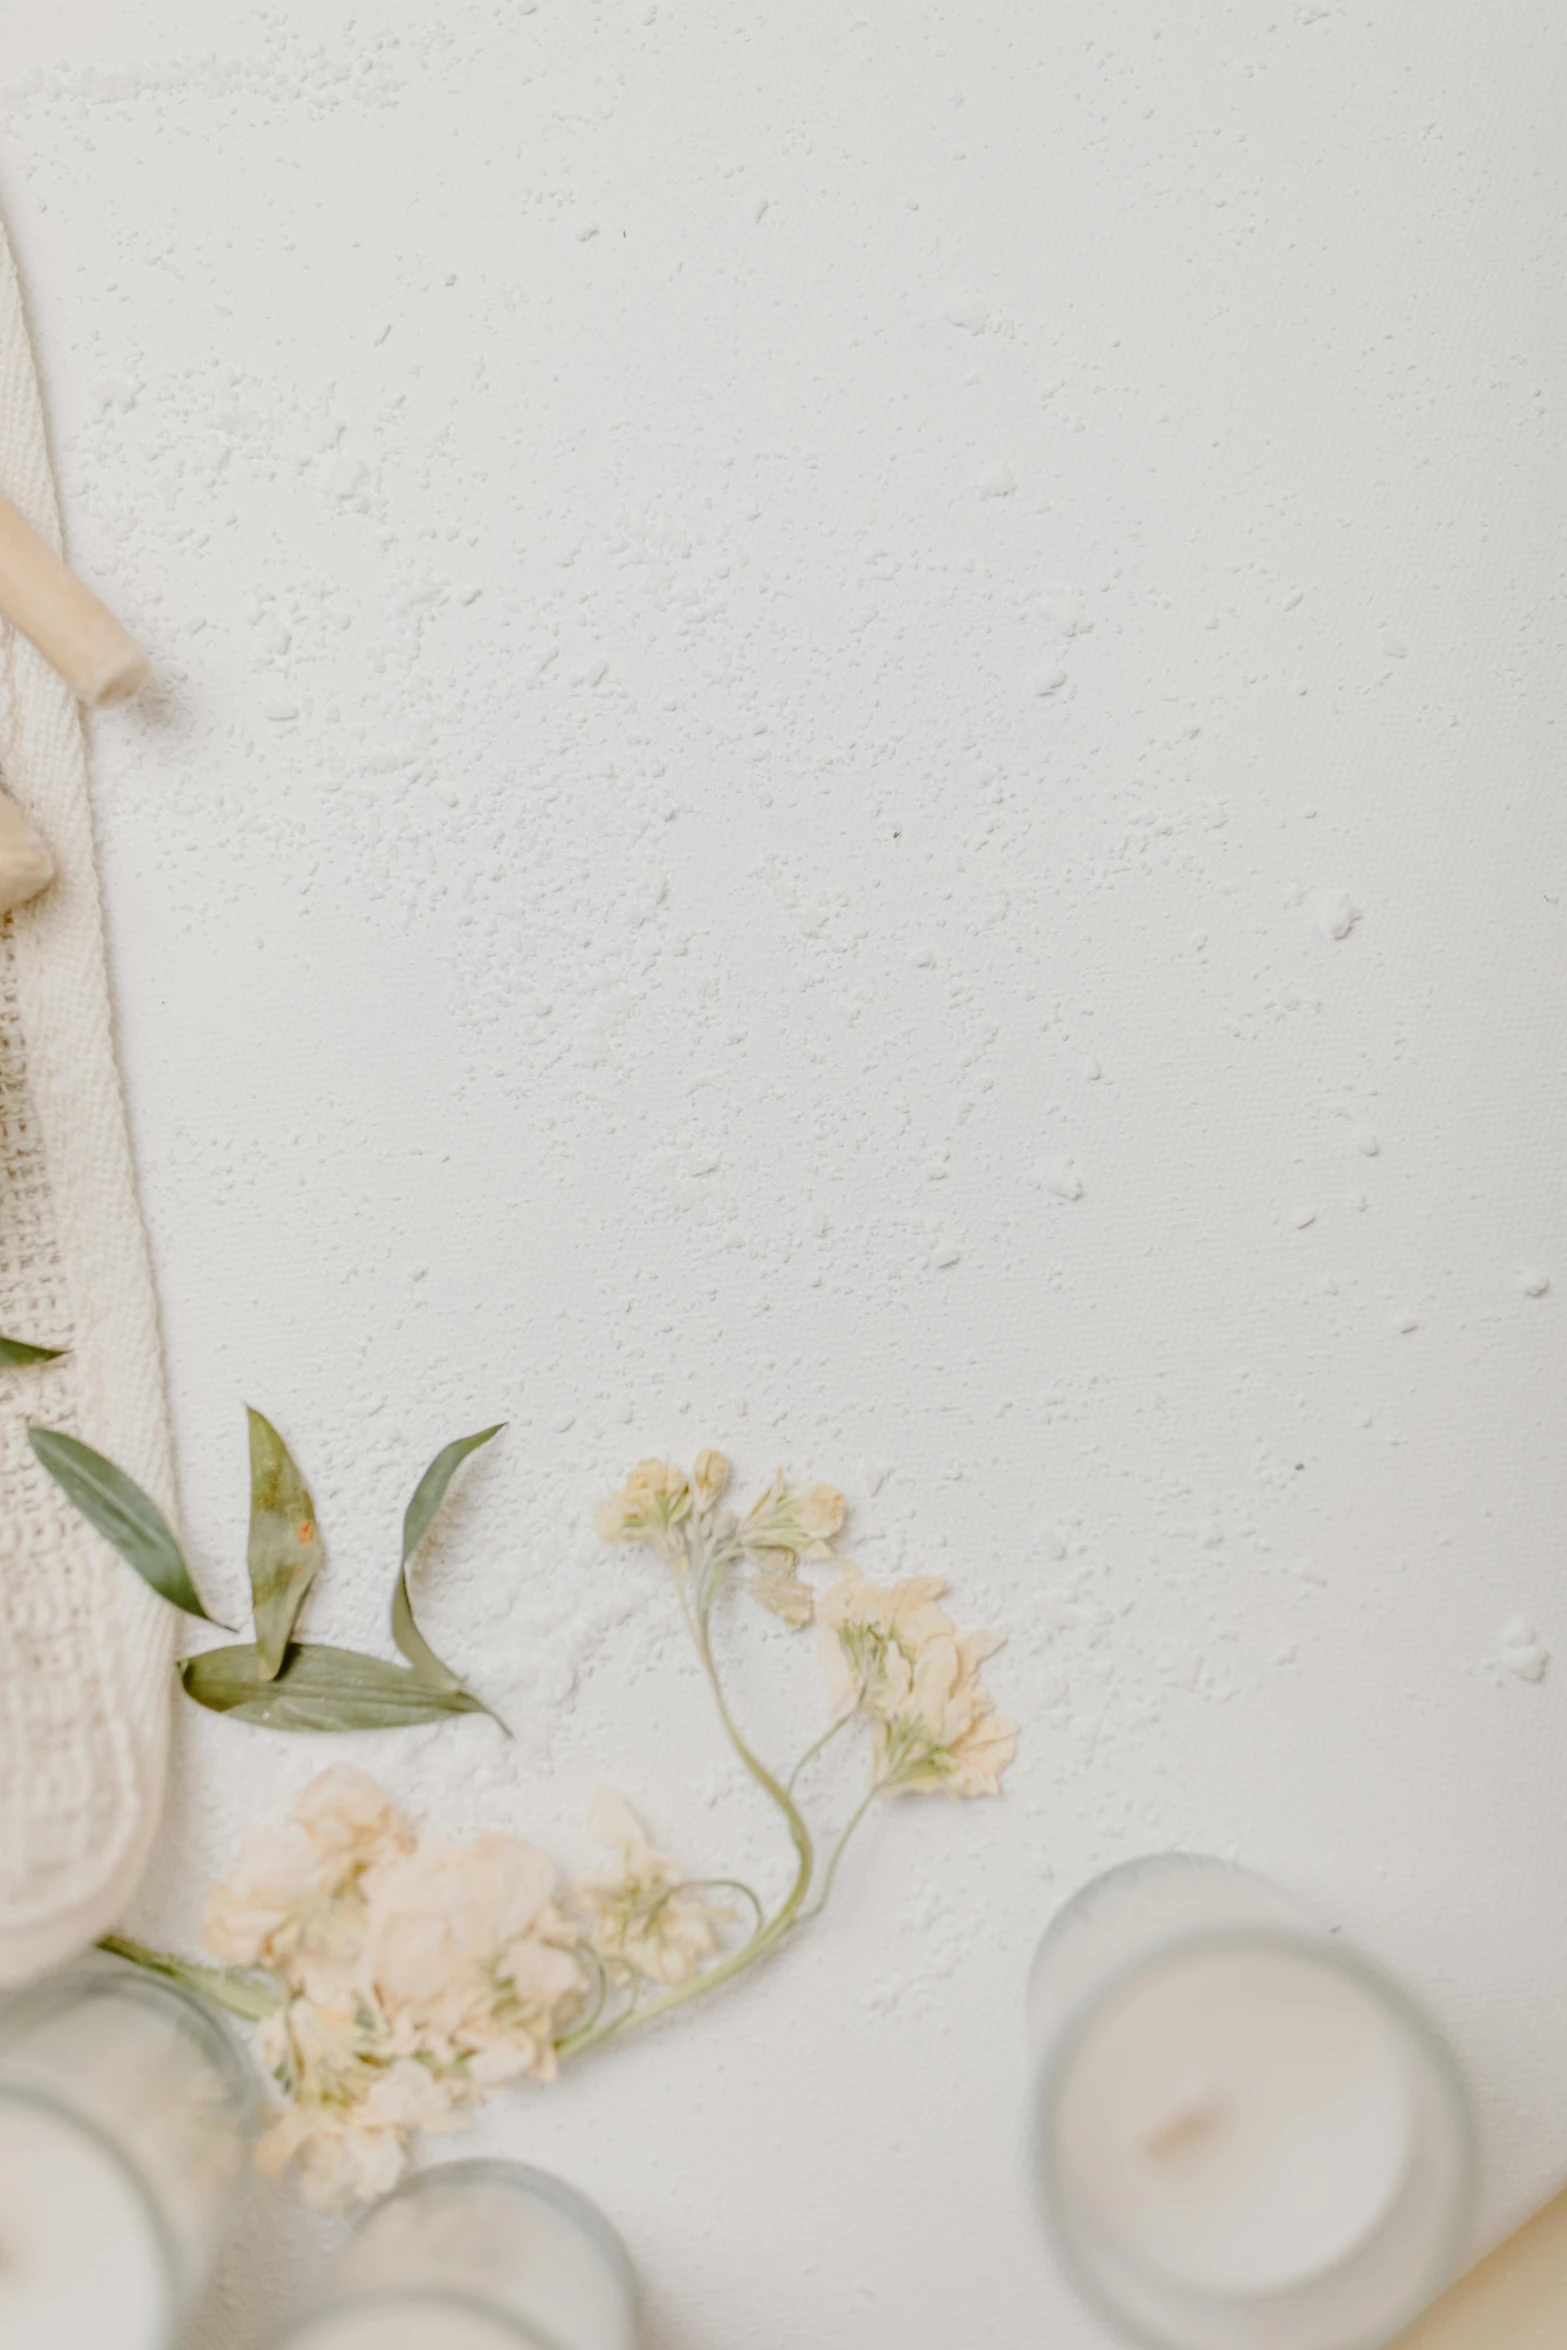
{"left": 1027, "top": 1856, "right": 1476, "bottom": 2350}
{"left": 274, "top": 2160, "right": 638, "bottom": 2350}
{"left": 0, "top": 1960, "right": 257, "bottom": 2350}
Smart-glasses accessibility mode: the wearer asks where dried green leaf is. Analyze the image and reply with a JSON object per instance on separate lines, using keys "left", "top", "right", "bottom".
{"left": 0, "top": 1333, "right": 66, "bottom": 1367}
{"left": 181, "top": 1641, "right": 489, "bottom": 1732}
{"left": 393, "top": 1423, "right": 504, "bottom": 1690}
{"left": 29, "top": 1426, "right": 218, "bottom": 1622}
{"left": 247, "top": 1407, "right": 322, "bottom": 1682}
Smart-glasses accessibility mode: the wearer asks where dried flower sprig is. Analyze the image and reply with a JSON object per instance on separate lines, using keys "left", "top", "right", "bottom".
{"left": 29, "top": 1412, "right": 503, "bottom": 1732}
{"left": 103, "top": 1450, "right": 1016, "bottom": 2206}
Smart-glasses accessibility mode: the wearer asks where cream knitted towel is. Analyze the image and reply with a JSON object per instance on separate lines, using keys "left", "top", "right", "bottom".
{"left": 0, "top": 219, "right": 175, "bottom": 1984}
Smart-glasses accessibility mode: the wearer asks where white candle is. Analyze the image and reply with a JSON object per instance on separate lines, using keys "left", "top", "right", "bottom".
{"left": 283, "top": 2312, "right": 517, "bottom": 2350}
{"left": 0, "top": 1965, "right": 254, "bottom": 2350}
{"left": 0, "top": 2100, "right": 171, "bottom": 2350}
{"left": 1055, "top": 1945, "right": 1415, "bottom": 2297}
{"left": 280, "top": 2162, "right": 637, "bottom": 2350}
{"left": 1029, "top": 1857, "right": 1474, "bottom": 2350}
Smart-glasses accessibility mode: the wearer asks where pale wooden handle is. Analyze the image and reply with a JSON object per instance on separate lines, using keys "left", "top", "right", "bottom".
{"left": 0, "top": 495, "right": 149, "bottom": 706}
{"left": 0, "top": 788, "right": 54, "bottom": 914}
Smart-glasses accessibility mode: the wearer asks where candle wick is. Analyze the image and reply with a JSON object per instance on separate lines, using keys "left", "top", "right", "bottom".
{"left": 1141, "top": 2082, "right": 1227, "bottom": 2161}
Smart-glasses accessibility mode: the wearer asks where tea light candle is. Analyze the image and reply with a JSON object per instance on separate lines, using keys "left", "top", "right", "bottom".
{"left": 0, "top": 1964, "right": 255, "bottom": 2350}
{"left": 0, "top": 2099, "right": 171, "bottom": 2349}
{"left": 1058, "top": 1945, "right": 1415, "bottom": 2297}
{"left": 275, "top": 2161, "right": 637, "bottom": 2350}
{"left": 1028, "top": 1857, "right": 1475, "bottom": 2350}
{"left": 282, "top": 2314, "right": 519, "bottom": 2350}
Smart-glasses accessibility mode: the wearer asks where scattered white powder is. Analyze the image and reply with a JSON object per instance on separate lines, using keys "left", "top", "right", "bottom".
{"left": 5, "top": 8, "right": 1562, "bottom": 2340}
{"left": 1313, "top": 890, "right": 1362, "bottom": 941}
{"left": 1492, "top": 1620, "right": 1549, "bottom": 1685}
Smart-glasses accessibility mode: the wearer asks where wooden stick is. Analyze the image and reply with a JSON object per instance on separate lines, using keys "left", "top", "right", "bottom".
{"left": 0, "top": 496, "right": 149, "bottom": 706}
{"left": 0, "top": 789, "right": 53, "bottom": 914}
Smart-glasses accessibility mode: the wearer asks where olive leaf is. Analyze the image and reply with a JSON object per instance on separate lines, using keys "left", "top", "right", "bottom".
{"left": 393, "top": 1424, "right": 504, "bottom": 1691}
{"left": 181, "top": 1641, "right": 489, "bottom": 1732}
{"left": 0, "top": 1333, "right": 66, "bottom": 1367}
{"left": 247, "top": 1408, "right": 322, "bottom": 1681}
{"left": 28, "top": 1426, "right": 221, "bottom": 1623}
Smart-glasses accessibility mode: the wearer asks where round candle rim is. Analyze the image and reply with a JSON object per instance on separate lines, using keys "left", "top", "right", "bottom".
{"left": 265, "top": 2282, "right": 568, "bottom": 2350}
{"left": 269, "top": 2157, "right": 641, "bottom": 2349}
{"left": 1028, "top": 1924, "right": 1478, "bottom": 2350}
{"left": 344, "top": 2158, "right": 638, "bottom": 2300}
{"left": 0, "top": 1959, "right": 261, "bottom": 2144}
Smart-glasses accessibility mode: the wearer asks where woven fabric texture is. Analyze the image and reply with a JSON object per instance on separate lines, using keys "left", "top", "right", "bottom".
{"left": 0, "top": 216, "right": 175, "bottom": 1984}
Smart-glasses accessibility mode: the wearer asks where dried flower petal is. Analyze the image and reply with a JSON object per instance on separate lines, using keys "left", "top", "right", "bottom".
{"left": 748, "top": 1555, "right": 816, "bottom": 1627}
{"left": 205, "top": 1770, "right": 589, "bottom": 2206}
{"left": 815, "top": 1570, "right": 1016, "bottom": 1798}
{"left": 740, "top": 1474, "right": 846, "bottom": 1564}
{"left": 594, "top": 1459, "right": 692, "bottom": 1551}
{"left": 293, "top": 1766, "right": 414, "bottom": 1864}
{"left": 578, "top": 1789, "right": 731, "bottom": 1988}
{"left": 691, "top": 1448, "right": 730, "bottom": 1511}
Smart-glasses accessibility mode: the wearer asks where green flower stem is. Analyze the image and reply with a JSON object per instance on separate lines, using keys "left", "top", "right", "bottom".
{"left": 98, "top": 1934, "right": 285, "bottom": 2024}
{"left": 648, "top": 1877, "right": 765, "bottom": 1932}
{"left": 797, "top": 1785, "right": 882, "bottom": 1926}
{"left": 557, "top": 1564, "right": 818, "bottom": 2064}
{"left": 785, "top": 1710, "right": 852, "bottom": 1794}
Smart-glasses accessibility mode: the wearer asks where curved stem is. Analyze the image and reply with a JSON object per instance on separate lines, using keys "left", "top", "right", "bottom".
{"left": 785, "top": 1710, "right": 853, "bottom": 1794}
{"left": 644, "top": 1877, "right": 765, "bottom": 1932}
{"left": 98, "top": 1935, "right": 285, "bottom": 2024}
{"left": 570, "top": 1947, "right": 613, "bottom": 2041}
{"left": 797, "top": 1785, "right": 882, "bottom": 1926}
{"left": 559, "top": 1568, "right": 817, "bottom": 2064}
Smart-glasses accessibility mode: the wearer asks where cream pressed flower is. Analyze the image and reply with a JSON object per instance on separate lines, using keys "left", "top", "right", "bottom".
{"left": 594, "top": 1457, "right": 692, "bottom": 1551}
{"left": 691, "top": 1448, "right": 730, "bottom": 1512}
{"left": 795, "top": 1484, "right": 847, "bottom": 1546}
{"left": 361, "top": 1833, "right": 587, "bottom": 2078}
{"left": 747, "top": 1554, "right": 817, "bottom": 1626}
{"left": 214, "top": 1773, "right": 590, "bottom": 2208}
{"left": 577, "top": 1789, "right": 731, "bottom": 1989}
{"left": 202, "top": 1829, "right": 338, "bottom": 1969}
{"left": 735, "top": 1475, "right": 847, "bottom": 1622}
{"left": 741, "top": 1474, "right": 846, "bottom": 1563}
{"left": 883, "top": 1630, "right": 1019, "bottom": 1797}
{"left": 292, "top": 1766, "right": 415, "bottom": 1865}
{"left": 256, "top": 2039, "right": 459, "bottom": 2210}
{"left": 203, "top": 1768, "right": 414, "bottom": 2001}
{"left": 815, "top": 1570, "right": 1016, "bottom": 1798}
{"left": 815, "top": 1571, "right": 951, "bottom": 1711}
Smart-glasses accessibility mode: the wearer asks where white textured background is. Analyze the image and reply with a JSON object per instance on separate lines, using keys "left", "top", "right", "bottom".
{"left": 4, "top": 4, "right": 1567, "bottom": 2344}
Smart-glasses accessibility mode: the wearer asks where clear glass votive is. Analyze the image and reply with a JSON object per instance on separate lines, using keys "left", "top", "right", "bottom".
{"left": 1027, "top": 1855, "right": 1476, "bottom": 2350}
{"left": 0, "top": 1960, "right": 258, "bottom": 2350}
{"left": 273, "top": 2160, "right": 639, "bottom": 2350}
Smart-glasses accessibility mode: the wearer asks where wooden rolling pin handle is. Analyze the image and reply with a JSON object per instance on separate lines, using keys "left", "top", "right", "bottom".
{"left": 0, "top": 495, "right": 149, "bottom": 706}
{"left": 0, "top": 789, "right": 54, "bottom": 915}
